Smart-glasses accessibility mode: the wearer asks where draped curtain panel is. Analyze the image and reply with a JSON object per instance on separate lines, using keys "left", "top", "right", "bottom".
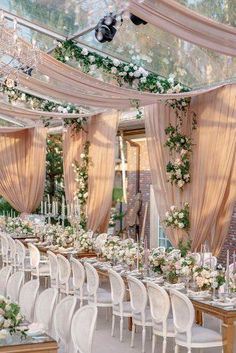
{"left": 129, "top": 0, "right": 236, "bottom": 57}
{"left": 145, "top": 103, "right": 190, "bottom": 247}
{"left": 87, "top": 111, "right": 119, "bottom": 233}
{"left": 63, "top": 126, "right": 87, "bottom": 206}
{"left": 18, "top": 61, "right": 226, "bottom": 110}
{"left": 145, "top": 85, "right": 236, "bottom": 254}
{"left": 0, "top": 127, "right": 47, "bottom": 214}
{"left": 189, "top": 85, "right": 236, "bottom": 255}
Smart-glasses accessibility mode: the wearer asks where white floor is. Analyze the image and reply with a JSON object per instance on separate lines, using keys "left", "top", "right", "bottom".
{"left": 87, "top": 309, "right": 223, "bottom": 353}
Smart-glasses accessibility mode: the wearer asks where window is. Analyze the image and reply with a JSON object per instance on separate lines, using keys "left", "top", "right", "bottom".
{"left": 150, "top": 185, "right": 172, "bottom": 249}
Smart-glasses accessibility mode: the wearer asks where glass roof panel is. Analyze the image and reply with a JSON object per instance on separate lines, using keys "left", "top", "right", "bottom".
{"left": 176, "top": 0, "right": 236, "bottom": 27}
{"left": 0, "top": 0, "right": 235, "bottom": 88}
{"left": 78, "top": 19, "right": 236, "bottom": 88}
{"left": 0, "top": 0, "right": 126, "bottom": 36}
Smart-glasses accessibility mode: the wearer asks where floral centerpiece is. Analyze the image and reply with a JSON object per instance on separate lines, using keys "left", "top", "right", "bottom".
{"left": 5, "top": 217, "right": 34, "bottom": 236}
{"left": 149, "top": 248, "right": 166, "bottom": 274}
{"left": 122, "top": 239, "right": 144, "bottom": 268}
{"left": 0, "top": 295, "right": 25, "bottom": 336}
{"left": 101, "top": 236, "right": 121, "bottom": 262}
{"left": 164, "top": 203, "right": 190, "bottom": 231}
{"left": 74, "top": 231, "right": 94, "bottom": 252}
{"left": 193, "top": 265, "right": 225, "bottom": 290}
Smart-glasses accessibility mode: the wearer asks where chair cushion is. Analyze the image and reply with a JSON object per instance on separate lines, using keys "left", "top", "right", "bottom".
{"left": 113, "top": 301, "right": 132, "bottom": 315}
{"left": 153, "top": 318, "right": 175, "bottom": 335}
{"left": 176, "top": 325, "right": 222, "bottom": 345}
{"left": 31, "top": 264, "right": 50, "bottom": 276}
{"left": 133, "top": 307, "right": 152, "bottom": 324}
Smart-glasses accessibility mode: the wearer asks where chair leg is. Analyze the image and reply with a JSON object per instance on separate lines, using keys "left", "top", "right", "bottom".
{"left": 162, "top": 337, "right": 167, "bottom": 353}
{"left": 152, "top": 333, "right": 156, "bottom": 353}
{"left": 174, "top": 344, "right": 179, "bottom": 353}
{"left": 131, "top": 323, "right": 135, "bottom": 348}
{"left": 142, "top": 326, "right": 146, "bottom": 353}
{"left": 111, "top": 314, "right": 115, "bottom": 337}
{"left": 120, "top": 317, "right": 123, "bottom": 342}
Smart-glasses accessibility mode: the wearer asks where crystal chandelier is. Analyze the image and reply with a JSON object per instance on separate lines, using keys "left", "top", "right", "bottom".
{"left": 0, "top": 11, "right": 40, "bottom": 81}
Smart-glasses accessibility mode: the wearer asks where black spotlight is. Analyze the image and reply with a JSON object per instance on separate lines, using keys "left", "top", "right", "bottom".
{"left": 130, "top": 13, "right": 147, "bottom": 25}
{"left": 95, "top": 13, "right": 117, "bottom": 43}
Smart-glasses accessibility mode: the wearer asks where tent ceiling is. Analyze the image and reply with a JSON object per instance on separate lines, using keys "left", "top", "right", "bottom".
{"left": 0, "top": 0, "right": 236, "bottom": 88}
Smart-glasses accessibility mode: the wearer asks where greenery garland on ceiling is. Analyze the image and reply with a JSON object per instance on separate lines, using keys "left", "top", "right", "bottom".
{"left": 54, "top": 40, "right": 190, "bottom": 96}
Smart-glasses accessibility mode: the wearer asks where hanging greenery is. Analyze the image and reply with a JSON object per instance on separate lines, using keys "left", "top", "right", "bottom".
{"left": 73, "top": 141, "right": 91, "bottom": 230}
{"left": 54, "top": 40, "right": 190, "bottom": 96}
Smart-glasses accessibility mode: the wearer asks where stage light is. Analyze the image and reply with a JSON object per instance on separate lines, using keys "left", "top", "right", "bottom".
{"left": 95, "top": 13, "right": 118, "bottom": 43}
{"left": 130, "top": 13, "right": 147, "bottom": 25}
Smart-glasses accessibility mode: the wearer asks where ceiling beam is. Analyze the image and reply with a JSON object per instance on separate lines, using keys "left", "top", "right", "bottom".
{"left": 2, "top": 9, "right": 66, "bottom": 41}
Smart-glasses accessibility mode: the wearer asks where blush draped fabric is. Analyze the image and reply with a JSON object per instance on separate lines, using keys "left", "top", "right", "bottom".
{"left": 145, "top": 85, "right": 236, "bottom": 255}
{"left": 129, "top": 0, "right": 236, "bottom": 57}
{"left": 189, "top": 85, "right": 236, "bottom": 255}
{"left": 63, "top": 126, "right": 87, "bottom": 206}
{"left": 0, "top": 127, "right": 47, "bottom": 213}
{"left": 87, "top": 111, "right": 119, "bottom": 232}
{"left": 63, "top": 112, "right": 119, "bottom": 232}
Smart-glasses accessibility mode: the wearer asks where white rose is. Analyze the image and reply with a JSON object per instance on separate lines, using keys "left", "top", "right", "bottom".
{"left": 177, "top": 180, "right": 185, "bottom": 188}
{"left": 178, "top": 213, "right": 184, "bottom": 219}
{"left": 133, "top": 70, "right": 141, "bottom": 78}
{"left": 124, "top": 66, "right": 129, "bottom": 72}
{"left": 168, "top": 217, "right": 173, "bottom": 222}
{"left": 178, "top": 223, "right": 184, "bottom": 229}
{"left": 89, "top": 55, "right": 95, "bottom": 63}
{"left": 80, "top": 153, "right": 85, "bottom": 159}
{"left": 112, "top": 59, "right": 120, "bottom": 67}
{"left": 140, "top": 77, "right": 147, "bottom": 83}
{"left": 170, "top": 206, "right": 176, "bottom": 211}
{"left": 81, "top": 48, "right": 88, "bottom": 56}
{"left": 65, "top": 56, "right": 70, "bottom": 61}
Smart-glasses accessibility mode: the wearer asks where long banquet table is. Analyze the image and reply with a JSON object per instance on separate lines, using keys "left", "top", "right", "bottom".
{"left": 20, "top": 239, "right": 236, "bottom": 353}
{"left": 0, "top": 332, "right": 57, "bottom": 353}
{"left": 94, "top": 265, "right": 236, "bottom": 353}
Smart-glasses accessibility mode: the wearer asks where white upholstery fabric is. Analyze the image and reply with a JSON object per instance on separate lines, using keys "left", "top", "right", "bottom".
{"left": 176, "top": 325, "right": 222, "bottom": 345}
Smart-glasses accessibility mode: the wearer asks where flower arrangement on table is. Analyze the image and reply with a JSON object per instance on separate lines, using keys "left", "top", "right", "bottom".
{"left": 193, "top": 265, "right": 225, "bottom": 290}
{"left": 101, "top": 236, "right": 144, "bottom": 268}
{"left": 149, "top": 248, "right": 166, "bottom": 275}
{"left": 5, "top": 217, "right": 34, "bottom": 236}
{"left": 164, "top": 203, "right": 190, "bottom": 231}
{"left": 74, "top": 230, "right": 94, "bottom": 252}
{"left": 0, "top": 295, "right": 26, "bottom": 337}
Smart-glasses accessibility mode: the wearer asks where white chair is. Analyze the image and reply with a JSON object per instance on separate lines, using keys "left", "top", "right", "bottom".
{"left": 28, "top": 243, "right": 50, "bottom": 281}
{"left": 54, "top": 296, "right": 77, "bottom": 353}
{"left": 84, "top": 262, "right": 112, "bottom": 309}
{"left": 47, "top": 250, "right": 59, "bottom": 290}
{"left": 15, "top": 239, "right": 31, "bottom": 274}
{"left": 71, "top": 257, "right": 87, "bottom": 307}
{"left": 0, "top": 233, "right": 9, "bottom": 266}
{"left": 147, "top": 282, "right": 175, "bottom": 353}
{"left": 71, "top": 305, "right": 97, "bottom": 353}
{"left": 156, "top": 246, "right": 166, "bottom": 253}
{"left": 34, "top": 288, "right": 58, "bottom": 335}
{"left": 7, "top": 236, "right": 17, "bottom": 270}
{"left": 94, "top": 233, "right": 108, "bottom": 253}
{"left": 127, "top": 276, "right": 152, "bottom": 353}
{"left": 6, "top": 271, "right": 24, "bottom": 303}
{"left": 108, "top": 268, "right": 132, "bottom": 342}
{"left": 204, "top": 255, "right": 217, "bottom": 269}
{"left": 19, "top": 279, "right": 39, "bottom": 322}
{"left": 57, "top": 254, "right": 73, "bottom": 296}
{"left": 170, "top": 289, "right": 223, "bottom": 353}
{"left": 191, "top": 252, "right": 201, "bottom": 266}
{"left": 168, "top": 249, "right": 181, "bottom": 259}
{"left": 0, "top": 265, "right": 12, "bottom": 296}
